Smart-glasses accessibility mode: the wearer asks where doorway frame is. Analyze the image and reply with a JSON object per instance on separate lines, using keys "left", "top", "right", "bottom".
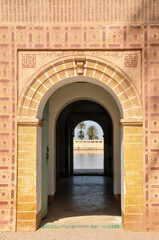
{"left": 17, "top": 56, "right": 143, "bottom": 231}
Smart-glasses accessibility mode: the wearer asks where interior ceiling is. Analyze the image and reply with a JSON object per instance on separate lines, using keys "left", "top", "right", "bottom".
{"left": 57, "top": 100, "right": 112, "bottom": 133}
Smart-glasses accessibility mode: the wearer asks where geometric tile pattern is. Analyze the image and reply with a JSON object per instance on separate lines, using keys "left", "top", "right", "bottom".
{"left": 41, "top": 224, "right": 122, "bottom": 229}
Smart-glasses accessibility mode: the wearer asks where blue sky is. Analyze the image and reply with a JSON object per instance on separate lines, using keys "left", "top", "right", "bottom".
{"left": 74, "top": 120, "right": 103, "bottom": 140}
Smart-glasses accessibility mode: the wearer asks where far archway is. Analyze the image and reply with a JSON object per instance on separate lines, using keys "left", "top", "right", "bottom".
{"left": 73, "top": 120, "right": 104, "bottom": 175}
{"left": 56, "top": 100, "right": 113, "bottom": 180}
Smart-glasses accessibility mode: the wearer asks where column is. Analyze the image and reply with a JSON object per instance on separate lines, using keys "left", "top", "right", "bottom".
{"left": 120, "top": 119, "right": 144, "bottom": 231}
{"left": 17, "top": 120, "right": 43, "bottom": 231}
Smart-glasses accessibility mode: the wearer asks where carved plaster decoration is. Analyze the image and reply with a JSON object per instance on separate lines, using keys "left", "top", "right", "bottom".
{"left": 74, "top": 57, "right": 86, "bottom": 75}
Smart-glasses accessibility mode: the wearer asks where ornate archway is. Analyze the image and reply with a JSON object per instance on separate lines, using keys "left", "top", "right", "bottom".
{"left": 18, "top": 56, "right": 142, "bottom": 119}
{"left": 17, "top": 56, "right": 143, "bottom": 231}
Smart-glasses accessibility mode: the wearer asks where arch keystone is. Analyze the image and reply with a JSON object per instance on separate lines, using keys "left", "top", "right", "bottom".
{"left": 74, "top": 56, "right": 86, "bottom": 75}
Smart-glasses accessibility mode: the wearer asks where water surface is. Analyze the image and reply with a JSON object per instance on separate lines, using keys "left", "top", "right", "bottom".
{"left": 74, "top": 150, "right": 104, "bottom": 170}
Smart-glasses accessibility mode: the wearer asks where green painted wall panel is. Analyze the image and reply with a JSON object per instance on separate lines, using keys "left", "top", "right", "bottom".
{"left": 41, "top": 101, "right": 49, "bottom": 219}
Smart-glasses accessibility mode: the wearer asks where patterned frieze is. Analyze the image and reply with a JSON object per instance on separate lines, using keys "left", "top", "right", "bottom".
{"left": 18, "top": 49, "right": 142, "bottom": 97}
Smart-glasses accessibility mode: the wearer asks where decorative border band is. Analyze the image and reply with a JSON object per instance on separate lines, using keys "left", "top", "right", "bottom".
{"left": 41, "top": 224, "right": 122, "bottom": 229}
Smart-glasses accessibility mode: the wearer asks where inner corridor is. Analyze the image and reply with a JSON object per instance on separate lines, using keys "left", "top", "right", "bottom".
{"left": 41, "top": 176, "right": 121, "bottom": 228}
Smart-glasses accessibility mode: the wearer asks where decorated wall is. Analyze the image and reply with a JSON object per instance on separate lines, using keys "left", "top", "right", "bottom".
{"left": 0, "top": 0, "right": 159, "bottom": 232}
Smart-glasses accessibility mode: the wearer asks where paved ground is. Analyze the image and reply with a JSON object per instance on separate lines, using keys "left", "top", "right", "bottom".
{"left": 1, "top": 229, "right": 159, "bottom": 240}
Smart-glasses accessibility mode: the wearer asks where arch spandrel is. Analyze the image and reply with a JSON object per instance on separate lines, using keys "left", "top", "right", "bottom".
{"left": 18, "top": 56, "right": 142, "bottom": 120}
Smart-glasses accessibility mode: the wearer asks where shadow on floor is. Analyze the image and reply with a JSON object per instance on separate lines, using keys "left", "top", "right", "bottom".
{"left": 73, "top": 169, "right": 104, "bottom": 175}
{"left": 40, "top": 176, "right": 121, "bottom": 228}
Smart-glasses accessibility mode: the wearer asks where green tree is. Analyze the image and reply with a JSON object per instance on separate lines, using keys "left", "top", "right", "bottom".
{"left": 86, "top": 125, "right": 99, "bottom": 140}
{"left": 77, "top": 122, "right": 86, "bottom": 140}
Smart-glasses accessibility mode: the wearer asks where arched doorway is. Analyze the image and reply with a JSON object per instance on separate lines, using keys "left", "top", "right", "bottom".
{"left": 17, "top": 56, "right": 143, "bottom": 231}
{"left": 56, "top": 100, "right": 113, "bottom": 178}
{"left": 41, "top": 99, "right": 120, "bottom": 226}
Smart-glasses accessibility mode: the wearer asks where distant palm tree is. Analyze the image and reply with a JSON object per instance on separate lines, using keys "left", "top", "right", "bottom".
{"left": 87, "top": 125, "right": 99, "bottom": 140}
{"left": 77, "top": 122, "right": 86, "bottom": 140}
{"left": 77, "top": 130, "right": 85, "bottom": 140}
